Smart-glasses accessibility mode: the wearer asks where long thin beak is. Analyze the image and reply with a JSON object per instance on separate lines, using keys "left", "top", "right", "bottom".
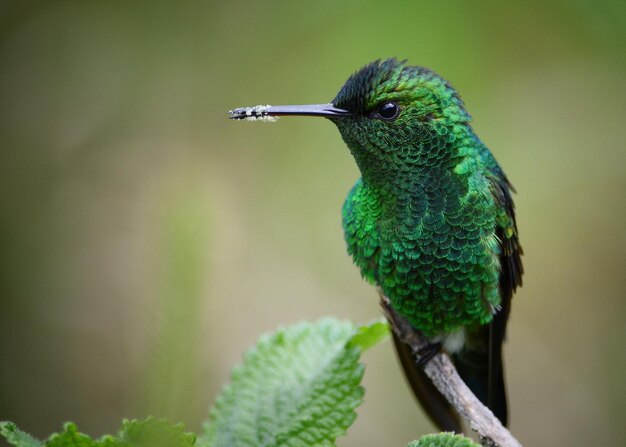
{"left": 228, "top": 103, "right": 350, "bottom": 120}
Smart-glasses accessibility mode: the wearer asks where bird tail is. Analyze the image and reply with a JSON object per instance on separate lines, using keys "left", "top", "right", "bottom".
{"left": 391, "top": 318, "right": 508, "bottom": 431}
{"left": 452, "top": 321, "right": 508, "bottom": 426}
{"left": 391, "top": 332, "right": 462, "bottom": 432}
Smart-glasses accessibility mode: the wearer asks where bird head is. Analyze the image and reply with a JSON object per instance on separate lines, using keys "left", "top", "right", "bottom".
{"left": 229, "top": 58, "right": 472, "bottom": 185}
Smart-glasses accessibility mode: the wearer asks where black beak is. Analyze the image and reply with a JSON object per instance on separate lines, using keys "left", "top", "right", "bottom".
{"left": 228, "top": 103, "right": 350, "bottom": 120}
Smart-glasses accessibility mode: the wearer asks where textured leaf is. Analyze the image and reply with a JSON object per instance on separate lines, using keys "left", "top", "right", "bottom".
{"left": 347, "top": 319, "right": 390, "bottom": 351}
{"left": 1, "top": 419, "right": 195, "bottom": 447}
{"left": 46, "top": 423, "right": 94, "bottom": 447}
{"left": 0, "top": 422, "right": 42, "bottom": 447}
{"left": 106, "top": 418, "right": 195, "bottom": 447}
{"left": 407, "top": 433, "right": 481, "bottom": 447}
{"left": 201, "top": 319, "right": 366, "bottom": 447}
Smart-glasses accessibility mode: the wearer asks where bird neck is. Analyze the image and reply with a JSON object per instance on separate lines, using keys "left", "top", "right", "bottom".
{"left": 353, "top": 133, "right": 474, "bottom": 192}
{"left": 348, "top": 127, "right": 481, "bottom": 227}
{"left": 340, "top": 119, "right": 477, "bottom": 192}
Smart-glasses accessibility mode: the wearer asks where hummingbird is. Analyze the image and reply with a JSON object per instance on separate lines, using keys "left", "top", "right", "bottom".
{"left": 229, "top": 58, "right": 523, "bottom": 432}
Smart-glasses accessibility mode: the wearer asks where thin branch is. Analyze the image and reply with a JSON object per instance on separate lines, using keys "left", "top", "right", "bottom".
{"left": 380, "top": 294, "right": 522, "bottom": 447}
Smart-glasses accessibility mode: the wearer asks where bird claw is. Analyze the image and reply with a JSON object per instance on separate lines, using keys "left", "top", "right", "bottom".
{"left": 415, "top": 341, "right": 442, "bottom": 367}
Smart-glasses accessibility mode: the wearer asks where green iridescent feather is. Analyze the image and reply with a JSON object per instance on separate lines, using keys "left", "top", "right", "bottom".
{"left": 334, "top": 59, "right": 520, "bottom": 338}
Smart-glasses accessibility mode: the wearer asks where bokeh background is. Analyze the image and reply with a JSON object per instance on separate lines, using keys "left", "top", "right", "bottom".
{"left": 1, "top": 1, "right": 625, "bottom": 446}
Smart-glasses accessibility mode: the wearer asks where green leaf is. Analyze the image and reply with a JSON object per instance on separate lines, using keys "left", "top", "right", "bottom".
{"left": 1, "top": 418, "right": 195, "bottom": 447}
{"left": 347, "top": 319, "right": 390, "bottom": 351}
{"left": 0, "top": 421, "right": 42, "bottom": 447}
{"left": 201, "top": 318, "right": 366, "bottom": 447}
{"left": 106, "top": 418, "right": 196, "bottom": 447}
{"left": 407, "top": 433, "right": 482, "bottom": 447}
{"left": 46, "top": 423, "right": 94, "bottom": 447}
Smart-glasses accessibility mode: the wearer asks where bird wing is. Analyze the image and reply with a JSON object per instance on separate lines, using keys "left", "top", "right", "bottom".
{"left": 391, "top": 164, "right": 523, "bottom": 431}
{"left": 450, "top": 170, "right": 523, "bottom": 427}
{"left": 489, "top": 172, "right": 524, "bottom": 297}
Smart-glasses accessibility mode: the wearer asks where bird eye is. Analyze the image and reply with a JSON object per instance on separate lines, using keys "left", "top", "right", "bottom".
{"left": 376, "top": 102, "right": 400, "bottom": 120}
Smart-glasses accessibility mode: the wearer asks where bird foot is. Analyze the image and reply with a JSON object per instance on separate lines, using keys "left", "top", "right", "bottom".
{"left": 415, "top": 341, "right": 442, "bottom": 367}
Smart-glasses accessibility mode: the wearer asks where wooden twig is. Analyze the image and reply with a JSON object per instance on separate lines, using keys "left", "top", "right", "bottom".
{"left": 380, "top": 294, "right": 522, "bottom": 447}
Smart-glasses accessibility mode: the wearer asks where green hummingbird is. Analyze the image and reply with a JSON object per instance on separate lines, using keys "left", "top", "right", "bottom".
{"left": 229, "top": 58, "right": 523, "bottom": 432}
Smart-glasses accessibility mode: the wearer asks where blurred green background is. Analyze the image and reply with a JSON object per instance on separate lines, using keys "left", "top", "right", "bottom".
{"left": 1, "top": 1, "right": 625, "bottom": 445}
